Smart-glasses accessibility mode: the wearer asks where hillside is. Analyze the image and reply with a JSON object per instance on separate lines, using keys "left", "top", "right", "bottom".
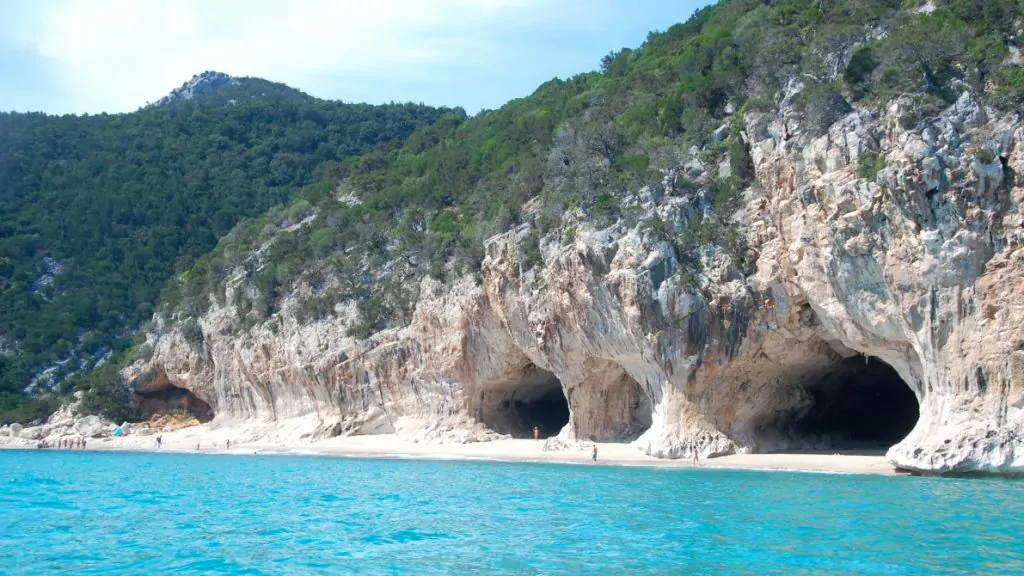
{"left": 0, "top": 75, "right": 451, "bottom": 422}
{"left": 153, "top": 71, "right": 315, "bottom": 107}
{"left": 120, "top": 0, "right": 1024, "bottom": 475}
{"left": 159, "top": 0, "right": 1024, "bottom": 335}
{"left": 14, "top": 0, "right": 1024, "bottom": 474}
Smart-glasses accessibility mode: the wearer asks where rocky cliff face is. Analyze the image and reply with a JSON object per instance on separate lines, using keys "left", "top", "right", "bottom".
{"left": 127, "top": 89, "right": 1024, "bottom": 475}
{"left": 156, "top": 72, "right": 239, "bottom": 106}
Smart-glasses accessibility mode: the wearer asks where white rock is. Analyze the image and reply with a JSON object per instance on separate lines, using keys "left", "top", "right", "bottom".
{"left": 122, "top": 90, "right": 1024, "bottom": 476}
{"left": 74, "top": 415, "right": 106, "bottom": 438}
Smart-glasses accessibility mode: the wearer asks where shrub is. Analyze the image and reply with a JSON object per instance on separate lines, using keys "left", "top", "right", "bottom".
{"left": 180, "top": 318, "right": 204, "bottom": 345}
{"left": 729, "top": 138, "right": 755, "bottom": 187}
{"left": 974, "top": 147, "right": 997, "bottom": 165}
{"left": 288, "top": 199, "right": 314, "bottom": 222}
{"left": 857, "top": 150, "right": 887, "bottom": 181}
{"left": 520, "top": 231, "right": 542, "bottom": 270}
{"left": 594, "top": 194, "right": 618, "bottom": 225}
{"left": 0, "top": 394, "right": 60, "bottom": 425}
{"left": 75, "top": 363, "right": 144, "bottom": 423}
{"left": 843, "top": 45, "right": 879, "bottom": 97}
{"left": 710, "top": 178, "right": 741, "bottom": 215}
{"left": 994, "top": 67, "right": 1024, "bottom": 109}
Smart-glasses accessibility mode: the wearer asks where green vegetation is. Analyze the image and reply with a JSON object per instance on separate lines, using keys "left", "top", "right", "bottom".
{"left": 0, "top": 79, "right": 449, "bottom": 420}
{"left": 858, "top": 150, "right": 889, "bottom": 181}
{"left": 0, "top": 393, "right": 59, "bottom": 426}
{"left": 163, "top": 0, "right": 1024, "bottom": 334}
{"left": 73, "top": 361, "right": 145, "bottom": 424}
{"left": 6, "top": 0, "right": 1024, "bottom": 422}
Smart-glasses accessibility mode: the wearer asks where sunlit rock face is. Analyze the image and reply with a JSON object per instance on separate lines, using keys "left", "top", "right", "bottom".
{"left": 127, "top": 90, "right": 1024, "bottom": 475}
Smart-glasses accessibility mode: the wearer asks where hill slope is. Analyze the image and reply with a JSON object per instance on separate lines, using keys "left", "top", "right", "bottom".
{"left": 160, "top": 0, "right": 1024, "bottom": 333}
{"left": 0, "top": 78, "right": 451, "bottom": 421}
{"left": 125, "top": 0, "right": 1024, "bottom": 475}
{"left": 153, "top": 71, "right": 315, "bottom": 107}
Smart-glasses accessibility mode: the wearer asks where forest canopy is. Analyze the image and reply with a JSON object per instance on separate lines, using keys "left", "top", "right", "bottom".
{"left": 0, "top": 81, "right": 450, "bottom": 420}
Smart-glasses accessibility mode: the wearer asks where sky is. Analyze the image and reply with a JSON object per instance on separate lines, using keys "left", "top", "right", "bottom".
{"left": 0, "top": 0, "right": 712, "bottom": 115}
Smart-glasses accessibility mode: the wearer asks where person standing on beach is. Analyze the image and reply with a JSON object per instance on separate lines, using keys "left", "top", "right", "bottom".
{"left": 691, "top": 440, "right": 700, "bottom": 467}
{"left": 226, "top": 439, "right": 231, "bottom": 450}
{"left": 533, "top": 427, "right": 540, "bottom": 441}
{"left": 591, "top": 444, "right": 598, "bottom": 463}
{"left": 156, "top": 435, "right": 162, "bottom": 449}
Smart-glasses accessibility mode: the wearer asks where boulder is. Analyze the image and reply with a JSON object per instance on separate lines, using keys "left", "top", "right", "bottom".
{"left": 18, "top": 426, "right": 42, "bottom": 440}
{"left": 9, "top": 423, "right": 21, "bottom": 437}
{"left": 74, "top": 415, "right": 106, "bottom": 438}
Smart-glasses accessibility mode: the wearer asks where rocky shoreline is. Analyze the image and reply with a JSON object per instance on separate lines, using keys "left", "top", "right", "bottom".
{"left": 127, "top": 89, "right": 1024, "bottom": 476}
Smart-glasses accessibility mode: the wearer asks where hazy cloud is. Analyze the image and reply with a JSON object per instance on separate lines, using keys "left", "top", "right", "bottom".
{"left": 0, "top": 0, "right": 705, "bottom": 114}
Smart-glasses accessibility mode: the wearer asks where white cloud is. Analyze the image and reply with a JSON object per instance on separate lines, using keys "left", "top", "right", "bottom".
{"left": 19, "top": 0, "right": 555, "bottom": 111}
{"left": 0, "top": 0, "right": 701, "bottom": 113}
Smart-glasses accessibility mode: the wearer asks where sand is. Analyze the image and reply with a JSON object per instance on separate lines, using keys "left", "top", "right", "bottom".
{"left": 4, "top": 422, "right": 901, "bottom": 476}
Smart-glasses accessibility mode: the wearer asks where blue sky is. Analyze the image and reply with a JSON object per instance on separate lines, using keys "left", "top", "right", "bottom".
{"left": 0, "top": 0, "right": 712, "bottom": 115}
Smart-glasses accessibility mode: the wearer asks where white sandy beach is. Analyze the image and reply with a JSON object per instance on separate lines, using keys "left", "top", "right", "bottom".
{"left": 3, "top": 421, "right": 901, "bottom": 476}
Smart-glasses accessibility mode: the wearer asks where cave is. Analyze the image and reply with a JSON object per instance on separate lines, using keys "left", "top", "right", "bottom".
{"left": 134, "top": 385, "right": 215, "bottom": 423}
{"left": 479, "top": 364, "right": 569, "bottom": 439}
{"left": 762, "top": 355, "right": 919, "bottom": 451}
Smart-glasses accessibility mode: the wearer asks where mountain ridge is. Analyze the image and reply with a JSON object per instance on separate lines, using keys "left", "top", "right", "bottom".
{"left": 152, "top": 70, "right": 315, "bottom": 108}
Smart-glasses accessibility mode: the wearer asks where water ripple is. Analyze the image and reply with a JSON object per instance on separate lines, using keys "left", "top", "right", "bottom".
{"left": 1, "top": 451, "right": 1023, "bottom": 574}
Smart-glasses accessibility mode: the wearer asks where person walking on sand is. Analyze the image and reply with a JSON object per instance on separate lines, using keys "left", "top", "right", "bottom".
{"left": 691, "top": 440, "right": 701, "bottom": 467}
{"left": 591, "top": 443, "right": 598, "bottom": 463}
{"left": 533, "top": 427, "right": 540, "bottom": 441}
{"left": 226, "top": 439, "right": 231, "bottom": 450}
{"left": 156, "top": 435, "right": 162, "bottom": 449}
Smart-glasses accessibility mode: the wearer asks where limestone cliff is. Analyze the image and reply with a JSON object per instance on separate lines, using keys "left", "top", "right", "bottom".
{"left": 127, "top": 89, "right": 1024, "bottom": 476}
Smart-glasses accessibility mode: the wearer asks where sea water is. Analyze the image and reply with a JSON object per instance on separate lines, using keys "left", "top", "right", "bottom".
{"left": 1, "top": 451, "right": 1023, "bottom": 575}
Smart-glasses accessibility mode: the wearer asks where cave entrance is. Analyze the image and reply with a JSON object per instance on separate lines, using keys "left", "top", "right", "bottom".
{"left": 768, "top": 355, "right": 919, "bottom": 451}
{"left": 134, "top": 385, "right": 214, "bottom": 424}
{"left": 479, "top": 364, "right": 569, "bottom": 439}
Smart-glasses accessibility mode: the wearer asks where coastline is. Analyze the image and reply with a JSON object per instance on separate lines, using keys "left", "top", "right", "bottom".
{"left": 0, "top": 425, "right": 901, "bottom": 476}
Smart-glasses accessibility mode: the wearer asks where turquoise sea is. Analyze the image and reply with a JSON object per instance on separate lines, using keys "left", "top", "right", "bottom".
{"left": 1, "top": 451, "right": 1023, "bottom": 575}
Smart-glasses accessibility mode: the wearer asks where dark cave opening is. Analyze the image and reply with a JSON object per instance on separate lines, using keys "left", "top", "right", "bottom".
{"left": 480, "top": 364, "right": 570, "bottom": 439}
{"left": 134, "top": 385, "right": 214, "bottom": 423}
{"left": 764, "top": 355, "right": 919, "bottom": 451}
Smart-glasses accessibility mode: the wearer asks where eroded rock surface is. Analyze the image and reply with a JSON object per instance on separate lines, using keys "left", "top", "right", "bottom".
{"left": 127, "top": 91, "right": 1024, "bottom": 475}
